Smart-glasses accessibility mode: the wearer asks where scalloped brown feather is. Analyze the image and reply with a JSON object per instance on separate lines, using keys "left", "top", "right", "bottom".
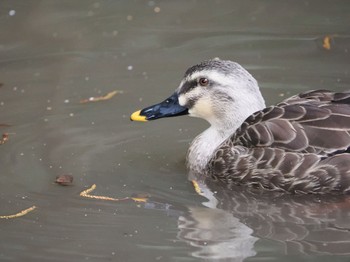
{"left": 208, "top": 90, "right": 350, "bottom": 194}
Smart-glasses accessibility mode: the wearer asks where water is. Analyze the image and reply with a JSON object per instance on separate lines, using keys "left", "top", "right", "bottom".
{"left": 0, "top": 1, "right": 350, "bottom": 261}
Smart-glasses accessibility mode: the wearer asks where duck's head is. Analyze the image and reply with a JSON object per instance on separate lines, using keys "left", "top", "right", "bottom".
{"left": 131, "top": 59, "right": 265, "bottom": 130}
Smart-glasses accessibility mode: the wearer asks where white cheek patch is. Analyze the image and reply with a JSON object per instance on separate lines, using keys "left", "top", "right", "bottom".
{"left": 190, "top": 97, "right": 214, "bottom": 120}
{"left": 178, "top": 94, "right": 187, "bottom": 106}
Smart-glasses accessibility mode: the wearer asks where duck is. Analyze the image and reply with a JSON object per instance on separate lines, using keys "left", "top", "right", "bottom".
{"left": 131, "top": 59, "right": 350, "bottom": 194}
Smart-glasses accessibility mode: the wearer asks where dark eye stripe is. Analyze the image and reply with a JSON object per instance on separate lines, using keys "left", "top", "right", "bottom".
{"left": 178, "top": 79, "right": 197, "bottom": 95}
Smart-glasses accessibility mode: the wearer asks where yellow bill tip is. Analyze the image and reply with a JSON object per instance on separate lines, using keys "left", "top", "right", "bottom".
{"left": 130, "top": 110, "right": 147, "bottom": 122}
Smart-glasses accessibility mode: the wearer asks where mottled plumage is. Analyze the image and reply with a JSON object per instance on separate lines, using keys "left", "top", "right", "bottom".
{"left": 207, "top": 89, "right": 350, "bottom": 193}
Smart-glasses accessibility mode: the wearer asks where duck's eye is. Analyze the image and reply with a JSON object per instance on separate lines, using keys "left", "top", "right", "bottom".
{"left": 198, "top": 78, "right": 209, "bottom": 87}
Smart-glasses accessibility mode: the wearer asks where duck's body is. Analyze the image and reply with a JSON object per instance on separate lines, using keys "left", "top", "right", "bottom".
{"left": 131, "top": 59, "right": 350, "bottom": 194}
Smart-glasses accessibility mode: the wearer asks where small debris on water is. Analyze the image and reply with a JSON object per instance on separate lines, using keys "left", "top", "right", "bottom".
{"left": 0, "top": 133, "right": 10, "bottom": 145}
{"left": 55, "top": 174, "right": 74, "bottom": 186}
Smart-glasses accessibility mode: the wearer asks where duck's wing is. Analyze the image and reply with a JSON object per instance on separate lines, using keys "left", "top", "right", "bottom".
{"left": 232, "top": 90, "right": 350, "bottom": 156}
{"left": 209, "top": 90, "right": 350, "bottom": 193}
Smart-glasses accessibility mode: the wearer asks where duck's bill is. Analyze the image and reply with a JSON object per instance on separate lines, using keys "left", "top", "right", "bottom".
{"left": 130, "top": 92, "right": 188, "bottom": 121}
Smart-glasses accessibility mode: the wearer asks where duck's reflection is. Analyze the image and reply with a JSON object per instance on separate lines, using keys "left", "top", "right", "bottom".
{"left": 174, "top": 179, "right": 350, "bottom": 260}
{"left": 178, "top": 207, "right": 257, "bottom": 261}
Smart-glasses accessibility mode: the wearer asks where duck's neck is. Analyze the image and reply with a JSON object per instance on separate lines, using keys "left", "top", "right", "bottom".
{"left": 187, "top": 100, "right": 265, "bottom": 174}
{"left": 187, "top": 124, "right": 235, "bottom": 174}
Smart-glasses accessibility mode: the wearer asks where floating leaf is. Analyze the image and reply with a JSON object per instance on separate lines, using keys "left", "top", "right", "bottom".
{"left": 192, "top": 180, "right": 204, "bottom": 195}
{"left": 322, "top": 35, "right": 332, "bottom": 50}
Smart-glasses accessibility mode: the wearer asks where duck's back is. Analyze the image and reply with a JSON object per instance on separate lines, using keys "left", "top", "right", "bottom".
{"left": 209, "top": 90, "right": 350, "bottom": 194}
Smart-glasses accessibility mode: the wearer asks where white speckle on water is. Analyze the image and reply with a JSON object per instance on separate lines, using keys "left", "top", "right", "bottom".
{"left": 13, "top": 86, "right": 18, "bottom": 91}
{"left": 85, "top": 76, "right": 90, "bottom": 81}
{"left": 126, "top": 15, "right": 133, "bottom": 21}
{"left": 154, "top": 7, "right": 161, "bottom": 13}
{"left": 69, "top": 113, "right": 74, "bottom": 117}
{"left": 64, "top": 99, "right": 70, "bottom": 104}
{"left": 0, "top": 102, "right": 4, "bottom": 106}
{"left": 127, "top": 65, "right": 133, "bottom": 71}
{"left": 9, "top": 10, "right": 16, "bottom": 16}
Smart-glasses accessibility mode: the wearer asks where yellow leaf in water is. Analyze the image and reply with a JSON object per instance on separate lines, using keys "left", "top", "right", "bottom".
{"left": 192, "top": 180, "right": 203, "bottom": 195}
{"left": 322, "top": 35, "right": 332, "bottom": 50}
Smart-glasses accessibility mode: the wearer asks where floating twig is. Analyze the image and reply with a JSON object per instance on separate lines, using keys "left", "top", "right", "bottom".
{"left": 80, "top": 184, "right": 147, "bottom": 202}
{"left": 80, "top": 90, "right": 123, "bottom": 104}
{"left": 0, "top": 206, "right": 36, "bottom": 219}
{"left": 80, "top": 184, "right": 122, "bottom": 201}
{"left": 131, "top": 197, "right": 148, "bottom": 203}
